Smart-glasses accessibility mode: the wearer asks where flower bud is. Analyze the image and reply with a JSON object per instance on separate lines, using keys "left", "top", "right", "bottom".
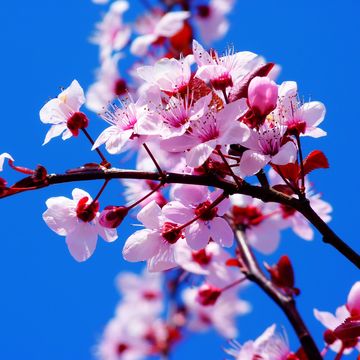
{"left": 323, "top": 329, "right": 337, "bottom": 345}
{"left": 196, "top": 284, "right": 221, "bottom": 306}
{"left": 248, "top": 76, "right": 278, "bottom": 117}
{"left": 99, "top": 206, "right": 128, "bottom": 228}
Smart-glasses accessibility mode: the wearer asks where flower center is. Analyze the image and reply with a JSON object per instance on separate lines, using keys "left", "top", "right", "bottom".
{"left": 76, "top": 197, "right": 99, "bottom": 223}
{"left": 195, "top": 200, "right": 218, "bottom": 221}
{"left": 161, "top": 222, "right": 182, "bottom": 244}
{"left": 67, "top": 112, "right": 89, "bottom": 136}
{"left": 114, "top": 78, "right": 127, "bottom": 96}
{"left": 192, "top": 248, "right": 212, "bottom": 265}
{"left": 232, "top": 205, "right": 264, "bottom": 228}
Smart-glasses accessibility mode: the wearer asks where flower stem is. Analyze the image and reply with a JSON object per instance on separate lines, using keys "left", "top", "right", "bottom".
{"left": 234, "top": 228, "right": 322, "bottom": 360}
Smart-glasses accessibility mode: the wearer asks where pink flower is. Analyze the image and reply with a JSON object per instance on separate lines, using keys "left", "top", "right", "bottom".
{"left": 277, "top": 81, "right": 326, "bottom": 137}
{"left": 39, "top": 80, "right": 87, "bottom": 145}
{"left": 163, "top": 184, "right": 233, "bottom": 250}
{"left": 268, "top": 168, "right": 332, "bottom": 240}
{"left": 161, "top": 99, "right": 250, "bottom": 168}
{"left": 131, "top": 10, "right": 190, "bottom": 56}
{"left": 122, "top": 201, "right": 181, "bottom": 272}
{"left": 92, "top": 95, "right": 150, "bottom": 154}
{"left": 314, "top": 281, "right": 360, "bottom": 355}
{"left": 0, "top": 153, "right": 13, "bottom": 172}
{"left": 194, "top": 0, "right": 235, "bottom": 44}
{"left": 175, "top": 240, "right": 231, "bottom": 276}
{"left": 230, "top": 194, "right": 285, "bottom": 254}
{"left": 137, "top": 55, "right": 193, "bottom": 96}
{"left": 193, "top": 40, "right": 260, "bottom": 92}
{"left": 86, "top": 54, "right": 129, "bottom": 113}
{"left": 42, "top": 188, "right": 117, "bottom": 262}
{"left": 238, "top": 118, "right": 297, "bottom": 177}
{"left": 137, "top": 92, "right": 212, "bottom": 139}
{"left": 91, "top": 0, "right": 131, "bottom": 60}
{"left": 182, "top": 287, "right": 250, "bottom": 338}
{"left": 248, "top": 76, "right": 278, "bottom": 117}
{"left": 226, "top": 324, "right": 292, "bottom": 360}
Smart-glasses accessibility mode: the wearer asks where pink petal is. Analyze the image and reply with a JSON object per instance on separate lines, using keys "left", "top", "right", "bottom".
{"left": 162, "top": 201, "right": 193, "bottom": 223}
{"left": 137, "top": 201, "right": 162, "bottom": 229}
{"left": 147, "top": 243, "right": 177, "bottom": 272}
{"left": 347, "top": 282, "right": 360, "bottom": 316}
{"left": 314, "top": 309, "right": 342, "bottom": 330}
{"left": 185, "top": 222, "right": 210, "bottom": 250}
{"left": 65, "top": 223, "right": 98, "bottom": 262}
{"left": 300, "top": 101, "right": 325, "bottom": 128}
{"left": 170, "top": 183, "right": 208, "bottom": 205}
{"left": 155, "top": 11, "right": 190, "bottom": 37}
{"left": 239, "top": 150, "right": 269, "bottom": 177}
{"left": 210, "top": 217, "right": 234, "bottom": 247}
{"left": 271, "top": 141, "right": 297, "bottom": 165}
{"left": 186, "top": 141, "right": 216, "bottom": 167}
{"left": 43, "top": 123, "right": 68, "bottom": 145}
{"left": 123, "top": 229, "right": 161, "bottom": 262}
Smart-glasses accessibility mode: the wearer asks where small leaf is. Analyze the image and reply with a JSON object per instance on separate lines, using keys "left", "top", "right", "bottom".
{"left": 303, "top": 150, "right": 329, "bottom": 176}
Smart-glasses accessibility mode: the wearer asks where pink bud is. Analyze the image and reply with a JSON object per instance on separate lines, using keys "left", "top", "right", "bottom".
{"left": 99, "top": 206, "right": 128, "bottom": 228}
{"left": 347, "top": 281, "right": 360, "bottom": 316}
{"left": 196, "top": 284, "right": 221, "bottom": 306}
{"left": 248, "top": 76, "right": 278, "bottom": 117}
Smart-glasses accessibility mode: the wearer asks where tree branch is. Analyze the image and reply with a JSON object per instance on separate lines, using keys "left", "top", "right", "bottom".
{"left": 1, "top": 166, "right": 359, "bottom": 268}
{"left": 234, "top": 228, "right": 322, "bottom": 360}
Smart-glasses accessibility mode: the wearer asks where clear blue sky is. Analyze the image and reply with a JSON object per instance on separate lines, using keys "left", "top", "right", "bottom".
{"left": 0, "top": 0, "right": 359, "bottom": 358}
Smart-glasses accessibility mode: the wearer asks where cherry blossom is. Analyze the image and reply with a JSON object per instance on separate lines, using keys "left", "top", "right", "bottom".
{"left": 182, "top": 287, "right": 250, "bottom": 338}
{"left": 86, "top": 54, "right": 128, "bottom": 113}
{"left": 137, "top": 55, "right": 193, "bottom": 96}
{"left": 194, "top": 0, "right": 235, "bottom": 44}
{"left": 230, "top": 194, "right": 285, "bottom": 254}
{"left": 39, "top": 80, "right": 87, "bottom": 145}
{"left": 122, "top": 201, "right": 182, "bottom": 272}
{"left": 193, "top": 40, "right": 260, "bottom": 93}
{"left": 92, "top": 94, "right": 152, "bottom": 154}
{"left": 238, "top": 117, "right": 297, "bottom": 178}
{"left": 42, "top": 188, "right": 117, "bottom": 261}
{"left": 226, "top": 324, "right": 293, "bottom": 359}
{"left": 161, "top": 99, "right": 250, "bottom": 168}
{"left": 163, "top": 184, "right": 233, "bottom": 250}
{"left": 268, "top": 168, "right": 332, "bottom": 240}
{"left": 91, "top": 0, "right": 131, "bottom": 60}
{"left": 276, "top": 81, "right": 326, "bottom": 137}
{"left": 314, "top": 281, "right": 360, "bottom": 355}
{"left": 130, "top": 10, "right": 190, "bottom": 56}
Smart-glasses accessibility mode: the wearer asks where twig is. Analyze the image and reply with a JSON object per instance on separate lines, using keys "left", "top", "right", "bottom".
{"left": 234, "top": 228, "right": 322, "bottom": 360}
{"left": 1, "top": 167, "right": 359, "bottom": 268}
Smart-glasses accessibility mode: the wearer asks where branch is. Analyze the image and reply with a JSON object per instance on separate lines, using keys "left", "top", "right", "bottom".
{"left": 234, "top": 228, "right": 322, "bottom": 360}
{"left": 1, "top": 166, "right": 359, "bottom": 268}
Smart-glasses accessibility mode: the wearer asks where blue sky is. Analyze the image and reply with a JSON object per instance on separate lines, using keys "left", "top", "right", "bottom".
{"left": 0, "top": 0, "right": 359, "bottom": 358}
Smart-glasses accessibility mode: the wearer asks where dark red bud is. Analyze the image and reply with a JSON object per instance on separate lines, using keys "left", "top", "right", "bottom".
{"left": 99, "top": 206, "right": 128, "bottom": 228}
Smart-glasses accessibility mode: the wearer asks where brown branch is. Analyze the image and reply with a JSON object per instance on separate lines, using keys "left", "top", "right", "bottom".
{"left": 234, "top": 228, "right": 322, "bottom": 360}
{"left": 1, "top": 167, "right": 359, "bottom": 268}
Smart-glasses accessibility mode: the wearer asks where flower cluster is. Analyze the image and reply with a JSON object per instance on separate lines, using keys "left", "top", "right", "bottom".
{"left": 0, "top": 0, "right": 357, "bottom": 359}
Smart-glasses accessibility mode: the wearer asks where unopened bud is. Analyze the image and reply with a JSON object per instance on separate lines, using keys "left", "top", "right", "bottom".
{"left": 248, "top": 76, "right": 278, "bottom": 118}
{"left": 99, "top": 206, "right": 128, "bottom": 228}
